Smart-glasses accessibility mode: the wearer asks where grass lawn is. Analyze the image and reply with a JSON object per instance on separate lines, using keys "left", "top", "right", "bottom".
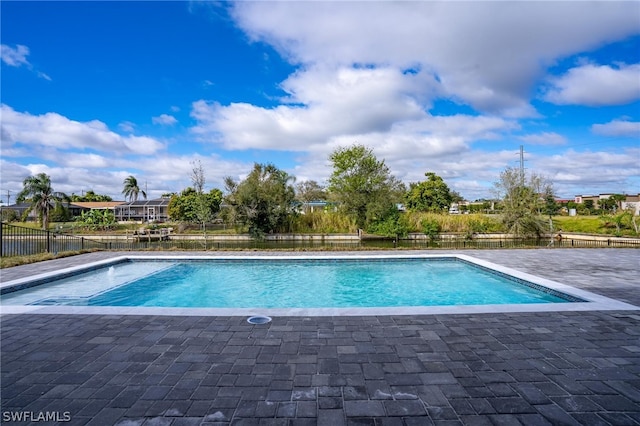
{"left": 553, "top": 215, "right": 638, "bottom": 236}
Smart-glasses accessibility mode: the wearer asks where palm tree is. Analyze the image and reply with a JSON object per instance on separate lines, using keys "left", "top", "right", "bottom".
{"left": 16, "top": 173, "right": 70, "bottom": 230}
{"left": 122, "top": 175, "right": 147, "bottom": 202}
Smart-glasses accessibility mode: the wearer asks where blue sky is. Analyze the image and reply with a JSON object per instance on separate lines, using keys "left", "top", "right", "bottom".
{"left": 1, "top": 1, "right": 639, "bottom": 203}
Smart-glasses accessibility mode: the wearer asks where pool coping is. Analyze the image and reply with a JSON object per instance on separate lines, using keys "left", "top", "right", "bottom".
{"left": 1, "top": 253, "right": 637, "bottom": 316}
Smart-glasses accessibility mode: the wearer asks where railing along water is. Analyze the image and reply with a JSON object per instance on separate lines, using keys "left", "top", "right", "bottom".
{"left": 2, "top": 222, "right": 638, "bottom": 257}
{"left": 1, "top": 222, "right": 107, "bottom": 257}
{"left": 82, "top": 236, "right": 640, "bottom": 250}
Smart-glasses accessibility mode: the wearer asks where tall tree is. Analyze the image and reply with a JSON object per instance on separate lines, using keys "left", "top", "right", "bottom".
{"left": 224, "top": 163, "right": 297, "bottom": 238}
{"left": 16, "top": 173, "right": 70, "bottom": 230}
{"left": 328, "top": 144, "right": 404, "bottom": 229}
{"left": 543, "top": 187, "right": 560, "bottom": 217}
{"left": 122, "top": 175, "right": 147, "bottom": 202}
{"left": 168, "top": 188, "right": 223, "bottom": 223}
{"left": 493, "top": 167, "right": 549, "bottom": 237}
{"left": 405, "top": 172, "right": 454, "bottom": 212}
{"left": 189, "top": 159, "right": 213, "bottom": 241}
{"left": 190, "top": 160, "right": 206, "bottom": 195}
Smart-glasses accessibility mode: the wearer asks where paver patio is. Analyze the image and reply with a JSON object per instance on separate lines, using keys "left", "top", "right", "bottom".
{"left": 1, "top": 249, "right": 639, "bottom": 425}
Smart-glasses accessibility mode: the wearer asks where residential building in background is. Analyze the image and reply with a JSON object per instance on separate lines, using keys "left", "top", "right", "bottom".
{"left": 574, "top": 193, "right": 640, "bottom": 215}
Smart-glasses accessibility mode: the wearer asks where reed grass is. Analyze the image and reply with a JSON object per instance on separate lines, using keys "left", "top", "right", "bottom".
{"left": 403, "top": 212, "right": 503, "bottom": 234}
{"left": 291, "top": 211, "right": 358, "bottom": 233}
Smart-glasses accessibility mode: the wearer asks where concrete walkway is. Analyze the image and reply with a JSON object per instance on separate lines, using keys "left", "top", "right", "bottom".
{"left": 1, "top": 249, "right": 639, "bottom": 425}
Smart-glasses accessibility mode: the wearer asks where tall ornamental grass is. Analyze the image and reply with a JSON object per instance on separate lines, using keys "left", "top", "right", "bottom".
{"left": 404, "top": 212, "right": 503, "bottom": 234}
{"left": 291, "top": 211, "right": 358, "bottom": 233}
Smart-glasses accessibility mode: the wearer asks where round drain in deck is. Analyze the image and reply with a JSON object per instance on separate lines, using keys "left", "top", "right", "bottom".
{"left": 247, "top": 315, "right": 272, "bottom": 325}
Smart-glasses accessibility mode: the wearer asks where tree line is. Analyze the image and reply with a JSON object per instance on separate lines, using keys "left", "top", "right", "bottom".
{"left": 6, "top": 144, "right": 636, "bottom": 238}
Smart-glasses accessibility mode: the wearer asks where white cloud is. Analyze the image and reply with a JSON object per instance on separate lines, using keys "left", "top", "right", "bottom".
{"left": 57, "top": 153, "right": 112, "bottom": 168}
{"left": 518, "top": 132, "right": 567, "bottom": 146}
{"left": 152, "top": 114, "right": 178, "bottom": 126}
{"left": 529, "top": 148, "right": 640, "bottom": 197}
{"left": 591, "top": 119, "right": 640, "bottom": 137}
{"left": 1, "top": 152, "right": 252, "bottom": 202}
{"left": 1, "top": 44, "right": 51, "bottom": 80}
{"left": 1, "top": 104, "right": 165, "bottom": 156}
{"left": 544, "top": 63, "right": 640, "bottom": 106}
{"left": 191, "top": 66, "right": 436, "bottom": 151}
{"left": 229, "top": 1, "right": 639, "bottom": 115}
{"left": 118, "top": 121, "right": 136, "bottom": 133}
{"left": 4, "top": 3, "right": 639, "bottom": 203}
{"left": 0, "top": 44, "right": 30, "bottom": 67}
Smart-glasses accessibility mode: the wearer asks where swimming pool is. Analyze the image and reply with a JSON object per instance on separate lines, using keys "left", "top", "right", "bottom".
{"left": 1, "top": 254, "right": 635, "bottom": 316}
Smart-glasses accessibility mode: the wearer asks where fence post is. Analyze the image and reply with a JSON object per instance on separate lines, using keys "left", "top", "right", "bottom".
{"left": 0, "top": 222, "right": 3, "bottom": 257}
{"left": 81, "top": 237, "right": 84, "bottom": 250}
{"left": 47, "top": 229, "right": 51, "bottom": 253}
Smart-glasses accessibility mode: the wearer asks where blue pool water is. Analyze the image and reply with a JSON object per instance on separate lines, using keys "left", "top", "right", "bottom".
{"left": 1, "top": 258, "right": 574, "bottom": 308}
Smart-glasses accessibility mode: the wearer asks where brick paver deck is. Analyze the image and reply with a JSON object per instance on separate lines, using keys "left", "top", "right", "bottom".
{"left": 1, "top": 249, "right": 639, "bottom": 425}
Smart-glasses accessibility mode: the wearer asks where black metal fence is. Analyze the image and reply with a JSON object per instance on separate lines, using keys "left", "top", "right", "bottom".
{"left": 1, "top": 222, "right": 107, "bottom": 257}
{"left": 2, "top": 221, "right": 638, "bottom": 258}
{"left": 41, "top": 236, "right": 640, "bottom": 251}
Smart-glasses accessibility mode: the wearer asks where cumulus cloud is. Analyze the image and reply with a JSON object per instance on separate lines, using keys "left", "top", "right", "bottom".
{"left": 518, "top": 132, "right": 567, "bottom": 146}
{"left": 1, "top": 152, "right": 251, "bottom": 202}
{"left": 191, "top": 66, "right": 438, "bottom": 151}
{"left": 1, "top": 104, "right": 165, "bottom": 156}
{"left": 229, "top": 1, "right": 639, "bottom": 115}
{"left": 4, "top": 3, "right": 638, "bottom": 202}
{"left": 591, "top": 118, "right": 640, "bottom": 137}
{"left": 152, "top": 114, "right": 178, "bottom": 126}
{"left": 187, "top": 1, "right": 638, "bottom": 199}
{"left": 0, "top": 104, "right": 254, "bottom": 200}
{"left": 531, "top": 148, "right": 640, "bottom": 194}
{"left": 544, "top": 63, "right": 640, "bottom": 106}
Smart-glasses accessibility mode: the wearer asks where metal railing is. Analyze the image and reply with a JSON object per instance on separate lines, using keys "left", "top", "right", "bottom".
{"left": 1, "top": 222, "right": 107, "bottom": 257}
{"left": 2, "top": 221, "right": 638, "bottom": 257}
{"left": 47, "top": 236, "right": 640, "bottom": 251}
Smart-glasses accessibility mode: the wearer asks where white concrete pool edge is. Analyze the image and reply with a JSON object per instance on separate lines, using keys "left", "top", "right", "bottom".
{"left": 1, "top": 253, "right": 638, "bottom": 316}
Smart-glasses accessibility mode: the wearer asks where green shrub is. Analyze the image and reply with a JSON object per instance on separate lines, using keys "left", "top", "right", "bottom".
{"left": 421, "top": 217, "right": 441, "bottom": 240}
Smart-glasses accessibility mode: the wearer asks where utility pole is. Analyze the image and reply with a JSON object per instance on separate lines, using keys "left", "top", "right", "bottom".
{"left": 519, "top": 145, "right": 525, "bottom": 185}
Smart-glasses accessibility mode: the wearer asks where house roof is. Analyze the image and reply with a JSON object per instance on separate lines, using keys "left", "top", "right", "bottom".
{"left": 3, "top": 202, "right": 31, "bottom": 209}
{"left": 71, "top": 202, "right": 126, "bottom": 209}
{"left": 116, "top": 198, "right": 171, "bottom": 207}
